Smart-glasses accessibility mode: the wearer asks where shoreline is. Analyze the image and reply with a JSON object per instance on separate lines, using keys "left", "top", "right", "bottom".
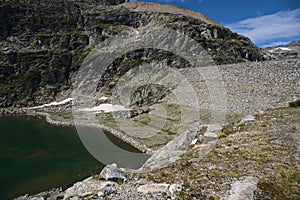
{"left": 10, "top": 105, "right": 300, "bottom": 199}
{"left": 0, "top": 108, "right": 154, "bottom": 155}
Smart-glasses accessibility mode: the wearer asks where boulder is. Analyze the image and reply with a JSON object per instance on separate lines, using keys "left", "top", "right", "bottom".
{"left": 227, "top": 176, "right": 259, "bottom": 200}
{"left": 204, "top": 131, "right": 218, "bottom": 138}
{"left": 203, "top": 124, "right": 223, "bottom": 138}
{"left": 207, "top": 124, "right": 223, "bottom": 133}
{"left": 137, "top": 183, "right": 169, "bottom": 194}
{"left": 137, "top": 183, "right": 181, "bottom": 195}
{"left": 141, "top": 126, "right": 206, "bottom": 171}
{"left": 99, "top": 163, "right": 127, "bottom": 182}
{"left": 63, "top": 177, "right": 116, "bottom": 199}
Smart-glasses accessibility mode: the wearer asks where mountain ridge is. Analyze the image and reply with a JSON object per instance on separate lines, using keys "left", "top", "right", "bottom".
{"left": 121, "top": 2, "right": 222, "bottom": 26}
{"left": 1, "top": 0, "right": 264, "bottom": 107}
{"left": 263, "top": 40, "right": 300, "bottom": 60}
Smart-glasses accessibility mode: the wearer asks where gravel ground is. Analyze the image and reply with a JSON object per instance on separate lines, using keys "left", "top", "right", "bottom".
{"left": 13, "top": 59, "right": 300, "bottom": 200}
{"left": 34, "top": 106, "right": 298, "bottom": 200}
{"left": 166, "top": 59, "right": 299, "bottom": 116}
{"left": 221, "top": 59, "right": 299, "bottom": 114}
{"left": 112, "top": 106, "right": 300, "bottom": 200}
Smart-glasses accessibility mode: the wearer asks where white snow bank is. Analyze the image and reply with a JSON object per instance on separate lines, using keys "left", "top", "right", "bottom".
{"left": 79, "top": 104, "right": 130, "bottom": 113}
{"left": 30, "top": 98, "right": 73, "bottom": 109}
{"left": 98, "top": 96, "right": 108, "bottom": 100}
{"left": 278, "top": 47, "right": 292, "bottom": 51}
{"left": 269, "top": 47, "right": 292, "bottom": 52}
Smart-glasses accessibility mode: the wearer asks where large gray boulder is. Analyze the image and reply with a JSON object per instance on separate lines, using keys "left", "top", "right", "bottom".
{"left": 99, "top": 163, "right": 127, "bottom": 182}
{"left": 225, "top": 176, "right": 259, "bottom": 200}
{"left": 63, "top": 177, "right": 117, "bottom": 199}
{"left": 140, "top": 126, "right": 206, "bottom": 171}
{"left": 137, "top": 183, "right": 182, "bottom": 195}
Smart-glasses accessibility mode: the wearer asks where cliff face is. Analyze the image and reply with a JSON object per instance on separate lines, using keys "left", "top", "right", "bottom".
{"left": 0, "top": 0, "right": 264, "bottom": 107}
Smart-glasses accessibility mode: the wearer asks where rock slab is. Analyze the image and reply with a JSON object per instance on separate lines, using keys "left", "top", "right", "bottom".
{"left": 99, "top": 163, "right": 127, "bottom": 182}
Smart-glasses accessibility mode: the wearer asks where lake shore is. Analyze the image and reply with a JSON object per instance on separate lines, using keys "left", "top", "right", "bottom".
{"left": 0, "top": 108, "right": 153, "bottom": 155}
{"left": 12, "top": 105, "right": 300, "bottom": 199}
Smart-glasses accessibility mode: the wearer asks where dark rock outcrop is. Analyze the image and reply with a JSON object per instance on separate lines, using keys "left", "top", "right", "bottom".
{"left": 0, "top": 0, "right": 265, "bottom": 107}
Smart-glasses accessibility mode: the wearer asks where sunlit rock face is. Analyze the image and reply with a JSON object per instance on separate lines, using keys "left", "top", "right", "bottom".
{"left": 0, "top": 0, "right": 264, "bottom": 107}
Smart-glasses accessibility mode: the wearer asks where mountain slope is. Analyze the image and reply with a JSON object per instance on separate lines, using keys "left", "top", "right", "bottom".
{"left": 0, "top": 0, "right": 264, "bottom": 107}
{"left": 263, "top": 40, "right": 300, "bottom": 60}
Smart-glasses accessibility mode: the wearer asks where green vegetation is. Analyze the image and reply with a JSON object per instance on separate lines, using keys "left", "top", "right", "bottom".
{"left": 208, "top": 196, "right": 220, "bottom": 200}
{"left": 59, "top": 28, "right": 83, "bottom": 36}
{"left": 33, "top": 32, "right": 54, "bottom": 37}
{"left": 217, "top": 132, "right": 227, "bottom": 139}
{"left": 237, "top": 122, "right": 245, "bottom": 127}
{"left": 48, "top": 111, "right": 74, "bottom": 121}
{"left": 289, "top": 100, "right": 300, "bottom": 107}
{"left": 73, "top": 48, "right": 91, "bottom": 65}
{"left": 258, "top": 166, "right": 300, "bottom": 199}
{"left": 101, "top": 23, "right": 119, "bottom": 29}
{"left": 0, "top": 39, "right": 18, "bottom": 44}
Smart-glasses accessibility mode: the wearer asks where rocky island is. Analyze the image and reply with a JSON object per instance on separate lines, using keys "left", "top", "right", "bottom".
{"left": 0, "top": 0, "right": 299, "bottom": 199}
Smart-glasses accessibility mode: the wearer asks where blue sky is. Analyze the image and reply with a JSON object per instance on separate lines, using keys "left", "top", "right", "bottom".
{"left": 129, "top": 0, "right": 300, "bottom": 47}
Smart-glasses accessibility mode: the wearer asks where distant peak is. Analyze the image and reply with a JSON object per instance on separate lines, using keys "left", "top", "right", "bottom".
{"left": 121, "top": 2, "right": 222, "bottom": 27}
{"left": 101, "top": 0, "right": 128, "bottom": 5}
{"left": 71, "top": 0, "right": 128, "bottom": 5}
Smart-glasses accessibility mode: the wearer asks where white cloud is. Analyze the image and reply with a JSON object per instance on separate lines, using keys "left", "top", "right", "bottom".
{"left": 226, "top": 8, "right": 300, "bottom": 44}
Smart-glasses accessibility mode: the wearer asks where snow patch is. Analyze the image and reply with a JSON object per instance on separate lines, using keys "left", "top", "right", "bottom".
{"left": 29, "top": 98, "right": 73, "bottom": 109}
{"left": 79, "top": 104, "right": 130, "bottom": 113}
{"left": 269, "top": 47, "right": 292, "bottom": 52}
{"left": 278, "top": 47, "right": 292, "bottom": 51}
{"left": 190, "top": 138, "right": 198, "bottom": 146}
{"left": 98, "top": 96, "right": 108, "bottom": 100}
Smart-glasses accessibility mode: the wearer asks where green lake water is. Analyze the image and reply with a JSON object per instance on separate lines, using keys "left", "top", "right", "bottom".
{"left": 0, "top": 116, "right": 148, "bottom": 200}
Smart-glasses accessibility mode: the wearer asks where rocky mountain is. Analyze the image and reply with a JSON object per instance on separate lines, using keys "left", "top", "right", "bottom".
{"left": 263, "top": 40, "right": 300, "bottom": 60}
{"left": 0, "top": 0, "right": 265, "bottom": 107}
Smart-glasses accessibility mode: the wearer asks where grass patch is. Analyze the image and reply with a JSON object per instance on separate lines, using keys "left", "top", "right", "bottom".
{"left": 289, "top": 100, "right": 300, "bottom": 107}
{"left": 0, "top": 39, "right": 18, "bottom": 44}
{"left": 258, "top": 166, "right": 300, "bottom": 199}
{"left": 217, "top": 132, "right": 227, "bottom": 139}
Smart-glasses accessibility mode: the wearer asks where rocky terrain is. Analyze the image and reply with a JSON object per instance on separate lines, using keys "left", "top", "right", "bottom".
{"left": 4, "top": 58, "right": 296, "bottom": 151}
{"left": 15, "top": 104, "right": 300, "bottom": 200}
{"left": 1, "top": 0, "right": 299, "bottom": 199}
{"left": 263, "top": 41, "right": 300, "bottom": 60}
{"left": 5, "top": 57, "right": 299, "bottom": 199}
{"left": 0, "top": 0, "right": 265, "bottom": 107}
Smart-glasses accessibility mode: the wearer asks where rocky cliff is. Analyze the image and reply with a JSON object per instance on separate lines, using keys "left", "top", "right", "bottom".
{"left": 0, "top": 0, "right": 265, "bottom": 107}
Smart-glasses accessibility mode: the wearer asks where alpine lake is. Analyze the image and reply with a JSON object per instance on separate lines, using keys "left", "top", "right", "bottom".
{"left": 0, "top": 115, "right": 148, "bottom": 199}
